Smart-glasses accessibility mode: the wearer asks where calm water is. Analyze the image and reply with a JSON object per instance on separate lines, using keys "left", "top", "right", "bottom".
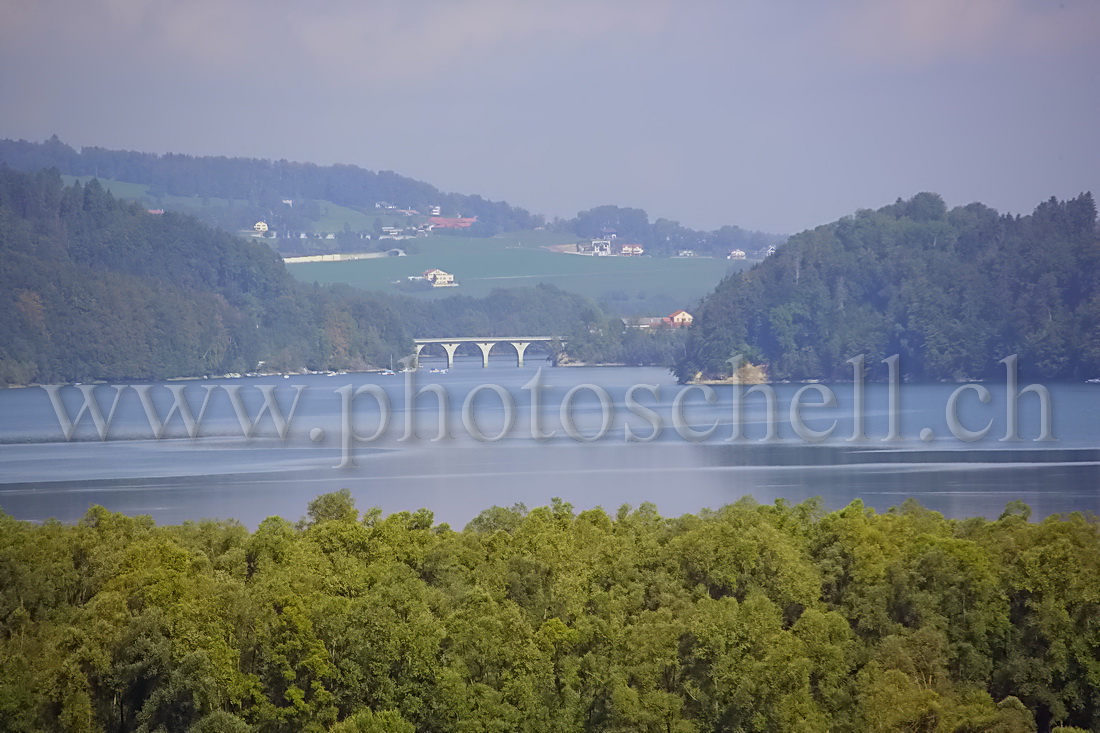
{"left": 1, "top": 356, "right": 1098, "bottom": 527}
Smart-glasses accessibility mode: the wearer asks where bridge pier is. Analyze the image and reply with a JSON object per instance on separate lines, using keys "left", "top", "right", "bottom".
{"left": 474, "top": 342, "right": 496, "bottom": 368}
{"left": 510, "top": 341, "right": 531, "bottom": 367}
{"left": 441, "top": 342, "right": 461, "bottom": 368}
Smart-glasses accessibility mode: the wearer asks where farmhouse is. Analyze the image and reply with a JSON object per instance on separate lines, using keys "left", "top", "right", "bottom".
{"left": 669, "top": 310, "right": 694, "bottom": 327}
{"left": 423, "top": 269, "right": 456, "bottom": 287}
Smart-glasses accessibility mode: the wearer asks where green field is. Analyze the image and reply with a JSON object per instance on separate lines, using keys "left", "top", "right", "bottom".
{"left": 314, "top": 202, "right": 409, "bottom": 232}
{"left": 288, "top": 232, "right": 749, "bottom": 313}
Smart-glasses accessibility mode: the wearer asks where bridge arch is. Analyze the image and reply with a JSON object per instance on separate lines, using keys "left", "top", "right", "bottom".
{"left": 412, "top": 337, "right": 563, "bottom": 368}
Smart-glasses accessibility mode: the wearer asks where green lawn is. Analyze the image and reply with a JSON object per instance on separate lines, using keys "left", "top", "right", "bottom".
{"left": 315, "top": 203, "right": 410, "bottom": 232}
{"left": 288, "top": 232, "right": 748, "bottom": 311}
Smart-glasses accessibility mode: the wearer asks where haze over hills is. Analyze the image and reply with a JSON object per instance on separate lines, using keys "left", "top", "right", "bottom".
{"left": 0, "top": 167, "right": 681, "bottom": 385}
{"left": 0, "top": 137, "right": 785, "bottom": 260}
{"left": 2, "top": 139, "right": 1098, "bottom": 386}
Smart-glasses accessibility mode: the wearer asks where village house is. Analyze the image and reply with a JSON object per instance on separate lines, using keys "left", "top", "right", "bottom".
{"left": 423, "top": 268, "right": 456, "bottom": 287}
{"left": 675, "top": 249, "right": 696, "bottom": 257}
{"left": 619, "top": 244, "right": 644, "bottom": 256}
{"left": 576, "top": 239, "right": 614, "bottom": 256}
{"left": 727, "top": 249, "right": 746, "bottom": 260}
{"left": 669, "top": 310, "right": 694, "bottom": 327}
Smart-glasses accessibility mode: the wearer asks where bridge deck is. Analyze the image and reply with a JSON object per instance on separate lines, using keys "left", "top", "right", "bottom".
{"left": 413, "top": 336, "right": 558, "bottom": 343}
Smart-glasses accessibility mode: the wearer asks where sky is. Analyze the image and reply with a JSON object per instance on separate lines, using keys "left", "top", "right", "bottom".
{"left": 1, "top": 0, "right": 1098, "bottom": 234}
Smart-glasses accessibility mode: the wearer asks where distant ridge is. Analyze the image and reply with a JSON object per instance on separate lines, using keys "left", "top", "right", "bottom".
{"left": 0, "top": 135, "right": 541, "bottom": 236}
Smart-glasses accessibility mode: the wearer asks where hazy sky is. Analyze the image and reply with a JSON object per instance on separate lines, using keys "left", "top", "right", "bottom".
{"left": 1, "top": 0, "right": 1097, "bottom": 233}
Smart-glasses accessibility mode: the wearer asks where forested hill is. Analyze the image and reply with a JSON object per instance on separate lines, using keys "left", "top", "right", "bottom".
{"left": 676, "top": 192, "right": 1100, "bottom": 382}
{"left": 0, "top": 167, "right": 646, "bottom": 385}
{"left": 0, "top": 136, "right": 540, "bottom": 235}
{"left": 0, "top": 168, "right": 410, "bottom": 384}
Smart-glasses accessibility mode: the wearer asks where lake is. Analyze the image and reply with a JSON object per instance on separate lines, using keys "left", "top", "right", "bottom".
{"left": 1, "top": 356, "right": 1098, "bottom": 527}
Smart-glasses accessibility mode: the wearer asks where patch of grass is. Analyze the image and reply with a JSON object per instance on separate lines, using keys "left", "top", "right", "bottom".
{"left": 315, "top": 202, "right": 408, "bottom": 233}
{"left": 289, "top": 231, "right": 747, "bottom": 310}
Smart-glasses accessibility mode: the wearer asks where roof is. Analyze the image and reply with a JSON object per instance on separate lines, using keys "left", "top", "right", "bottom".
{"left": 669, "top": 310, "right": 692, "bottom": 318}
{"left": 423, "top": 268, "right": 448, "bottom": 276}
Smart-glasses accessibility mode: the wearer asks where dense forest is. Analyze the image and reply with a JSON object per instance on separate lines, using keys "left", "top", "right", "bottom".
{"left": 0, "top": 167, "right": 415, "bottom": 384}
{"left": 676, "top": 192, "right": 1100, "bottom": 382}
{"left": 0, "top": 137, "right": 541, "bottom": 236}
{"left": 0, "top": 493, "right": 1097, "bottom": 732}
{"left": 555, "top": 204, "right": 785, "bottom": 259}
{"left": 0, "top": 168, "right": 672, "bottom": 385}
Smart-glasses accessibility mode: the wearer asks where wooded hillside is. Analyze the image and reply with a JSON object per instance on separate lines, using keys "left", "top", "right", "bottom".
{"left": 676, "top": 192, "right": 1100, "bottom": 382}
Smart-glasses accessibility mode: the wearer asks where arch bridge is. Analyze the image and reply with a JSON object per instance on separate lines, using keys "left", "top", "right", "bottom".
{"left": 413, "top": 337, "right": 562, "bottom": 368}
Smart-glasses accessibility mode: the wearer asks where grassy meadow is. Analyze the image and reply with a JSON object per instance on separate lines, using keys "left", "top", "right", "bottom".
{"left": 288, "top": 232, "right": 748, "bottom": 313}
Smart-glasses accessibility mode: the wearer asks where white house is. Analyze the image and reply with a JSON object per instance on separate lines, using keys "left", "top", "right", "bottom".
{"left": 423, "top": 268, "right": 456, "bottom": 287}
{"left": 727, "top": 249, "right": 746, "bottom": 260}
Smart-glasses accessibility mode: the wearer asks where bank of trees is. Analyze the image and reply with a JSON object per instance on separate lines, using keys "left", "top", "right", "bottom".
{"left": 0, "top": 493, "right": 1097, "bottom": 731}
{"left": 676, "top": 192, "right": 1100, "bottom": 382}
{"left": 559, "top": 204, "right": 785, "bottom": 259}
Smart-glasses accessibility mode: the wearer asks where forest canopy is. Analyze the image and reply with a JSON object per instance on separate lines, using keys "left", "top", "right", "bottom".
{"left": 0, "top": 494, "right": 1097, "bottom": 731}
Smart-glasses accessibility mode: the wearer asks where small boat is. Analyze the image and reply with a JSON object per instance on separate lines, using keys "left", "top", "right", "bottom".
{"left": 381, "top": 369, "right": 396, "bottom": 376}
{"left": 1087, "top": 378, "right": 1100, "bottom": 384}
